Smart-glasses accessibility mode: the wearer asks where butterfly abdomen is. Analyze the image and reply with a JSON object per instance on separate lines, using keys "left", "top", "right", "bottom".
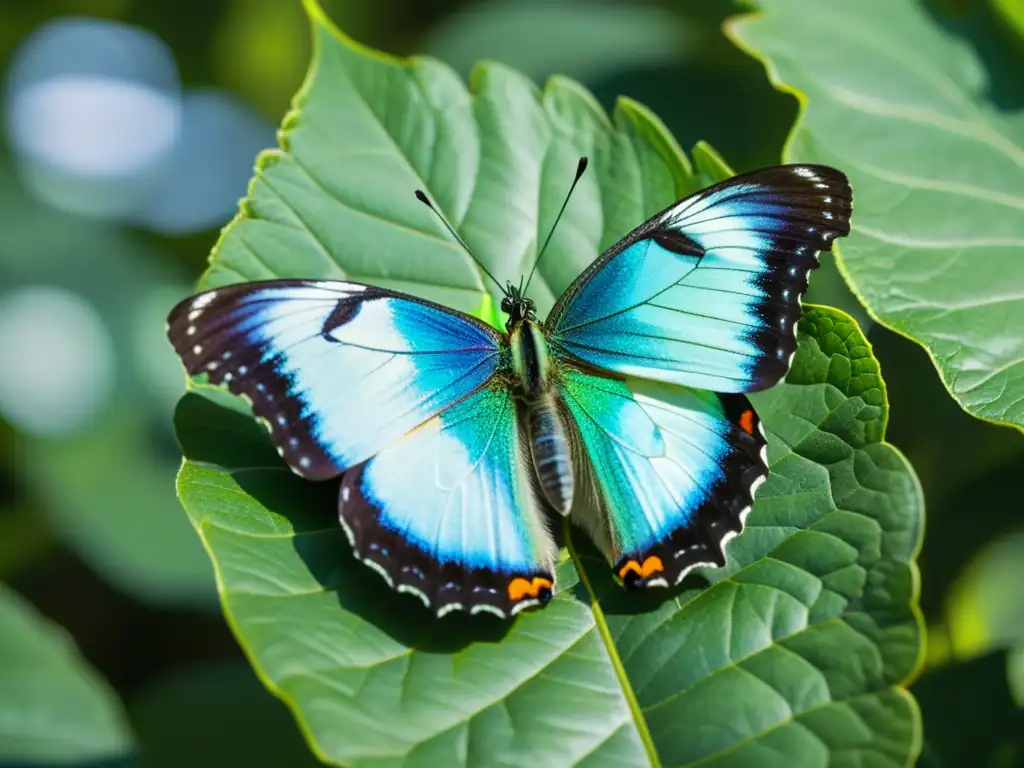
{"left": 527, "top": 396, "right": 574, "bottom": 516}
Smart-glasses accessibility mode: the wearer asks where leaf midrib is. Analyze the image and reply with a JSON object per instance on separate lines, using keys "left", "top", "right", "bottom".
{"left": 564, "top": 518, "right": 661, "bottom": 768}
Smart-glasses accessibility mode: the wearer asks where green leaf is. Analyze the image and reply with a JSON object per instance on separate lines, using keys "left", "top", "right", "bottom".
{"left": 175, "top": 304, "right": 923, "bottom": 766}
{"left": 940, "top": 528, "right": 1024, "bottom": 659}
{"left": 0, "top": 582, "right": 135, "bottom": 765}
{"left": 728, "top": 0, "right": 1024, "bottom": 431}
{"left": 991, "top": 0, "right": 1024, "bottom": 42}
{"left": 172, "top": 4, "right": 924, "bottom": 763}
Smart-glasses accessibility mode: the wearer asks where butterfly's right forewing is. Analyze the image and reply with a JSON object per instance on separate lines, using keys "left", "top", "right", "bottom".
{"left": 167, "top": 280, "right": 502, "bottom": 480}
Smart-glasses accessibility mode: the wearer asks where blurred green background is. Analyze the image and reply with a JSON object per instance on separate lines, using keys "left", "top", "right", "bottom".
{"left": 0, "top": 0, "right": 1021, "bottom": 765}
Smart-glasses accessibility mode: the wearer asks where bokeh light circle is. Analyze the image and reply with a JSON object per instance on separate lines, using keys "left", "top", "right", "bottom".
{"left": 0, "top": 286, "right": 116, "bottom": 436}
{"left": 4, "top": 17, "right": 182, "bottom": 219}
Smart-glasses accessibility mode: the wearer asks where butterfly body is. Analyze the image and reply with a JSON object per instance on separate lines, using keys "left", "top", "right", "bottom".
{"left": 506, "top": 296, "right": 576, "bottom": 516}
{"left": 168, "top": 164, "right": 853, "bottom": 619}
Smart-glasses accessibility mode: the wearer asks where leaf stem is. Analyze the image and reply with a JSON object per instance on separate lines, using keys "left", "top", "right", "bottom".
{"left": 564, "top": 518, "right": 662, "bottom": 767}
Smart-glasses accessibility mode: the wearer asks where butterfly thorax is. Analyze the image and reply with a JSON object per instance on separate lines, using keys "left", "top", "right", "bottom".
{"left": 509, "top": 315, "right": 549, "bottom": 400}
{"left": 507, "top": 307, "right": 575, "bottom": 517}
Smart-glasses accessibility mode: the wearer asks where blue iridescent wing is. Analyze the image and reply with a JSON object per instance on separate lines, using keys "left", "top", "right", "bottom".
{"left": 167, "top": 280, "right": 502, "bottom": 480}
{"left": 560, "top": 368, "right": 768, "bottom": 587}
{"left": 547, "top": 165, "right": 852, "bottom": 393}
{"left": 340, "top": 384, "right": 557, "bottom": 617}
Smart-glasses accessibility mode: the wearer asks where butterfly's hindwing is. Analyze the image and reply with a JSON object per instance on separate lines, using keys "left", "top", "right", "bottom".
{"left": 167, "top": 280, "right": 503, "bottom": 480}
{"left": 339, "top": 384, "right": 558, "bottom": 617}
{"left": 547, "top": 165, "right": 852, "bottom": 393}
{"left": 559, "top": 368, "right": 768, "bottom": 587}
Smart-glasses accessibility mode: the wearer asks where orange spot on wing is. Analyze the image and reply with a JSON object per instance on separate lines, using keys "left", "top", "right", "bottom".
{"left": 640, "top": 556, "right": 664, "bottom": 578}
{"left": 507, "top": 576, "right": 553, "bottom": 602}
{"left": 738, "top": 409, "right": 756, "bottom": 434}
{"left": 618, "top": 560, "right": 642, "bottom": 580}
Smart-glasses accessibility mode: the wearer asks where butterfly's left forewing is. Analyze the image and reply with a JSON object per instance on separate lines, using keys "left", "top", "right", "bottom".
{"left": 559, "top": 368, "right": 768, "bottom": 588}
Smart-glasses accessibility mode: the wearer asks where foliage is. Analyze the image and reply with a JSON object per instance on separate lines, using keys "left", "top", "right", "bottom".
{"left": 167, "top": 3, "right": 925, "bottom": 763}
{"left": 4, "top": 0, "right": 1023, "bottom": 764}
{"left": 730, "top": 0, "right": 1024, "bottom": 431}
{"left": 0, "top": 171, "right": 215, "bottom": 606}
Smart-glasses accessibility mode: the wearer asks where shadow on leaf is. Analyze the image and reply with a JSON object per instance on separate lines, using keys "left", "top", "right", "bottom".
{"left": 175, "top": 390, "right": 513, "bottom": 650}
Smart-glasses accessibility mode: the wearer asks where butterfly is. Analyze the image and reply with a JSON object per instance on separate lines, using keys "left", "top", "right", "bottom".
{"left": 167, "top": 161, "right": 852, "bottom": 619}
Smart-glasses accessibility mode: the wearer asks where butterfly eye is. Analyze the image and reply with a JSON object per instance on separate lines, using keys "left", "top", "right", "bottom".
{"left": 500, "top": 298, "right": 513, "bottom": 313}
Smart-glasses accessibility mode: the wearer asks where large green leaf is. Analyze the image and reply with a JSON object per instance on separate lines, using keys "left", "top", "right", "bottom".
{"left": 172, "top": 3, "right": 924, "bottom": 764}
{"left": 0, "top": 583, "right": 134, "bottom": 765}
{"left": 175, "top": 305, "right": 923, "bottom": 766}
{"left": 728, "top": 0, "right": 1024, "bottom": 431}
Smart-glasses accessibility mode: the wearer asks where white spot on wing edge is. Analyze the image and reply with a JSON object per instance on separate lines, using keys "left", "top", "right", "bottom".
{"left": 337, "top": 511, "right": 356, "bottom": 546}
{"left": 192, "top": 291, "right": 218, "bottom": 310}
{"left": 361, "top": 557, "right": 394, "bottom": 587}
{"left": 670, "top": 502, "right": 758, "bottom": 586}
{"left": 472, "top": 604, "right": 509, "bottom": 619}
{"left": 672, "top": 562, "right": 701, "bottom": 586}
{"left": 509, "top": 599, "right": 539, "bottom": 616}
{"left": 397, "top": 584, "right": 429, "bottom": 608}
{"left": 314, "top": 280, "right": 365, "bottom": 293}
{"left": 750, "top": 475, "right": 767, "bottom": 498}
{"left": 437, "top": 602, "right": 465, "bottom": 618}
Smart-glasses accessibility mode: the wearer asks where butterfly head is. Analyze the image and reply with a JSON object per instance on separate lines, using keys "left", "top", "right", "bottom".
{"left": 501, "top": 283, "right": 536, "bottom": 331}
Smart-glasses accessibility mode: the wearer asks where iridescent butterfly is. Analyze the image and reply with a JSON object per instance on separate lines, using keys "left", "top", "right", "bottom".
{"left": 167, "top": 161, "right": 852, "bottom": 618}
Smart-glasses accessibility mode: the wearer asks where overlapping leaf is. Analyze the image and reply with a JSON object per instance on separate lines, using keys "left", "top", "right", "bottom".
{"left": 729, "top": 0, "right": 1024, "bottom": 431}
{"left": 173, "top": 2, "right": 924, "bottom": 764}
{"left": 0, "top": 583, "right": 134, "bottom": 765}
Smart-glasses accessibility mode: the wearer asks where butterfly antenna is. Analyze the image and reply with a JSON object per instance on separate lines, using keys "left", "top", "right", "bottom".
{"left": 522, "top": 156, "right": 588, "bottom": 295}
{"left": 414, "top": 190, "right": 505, "bottom": 295}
